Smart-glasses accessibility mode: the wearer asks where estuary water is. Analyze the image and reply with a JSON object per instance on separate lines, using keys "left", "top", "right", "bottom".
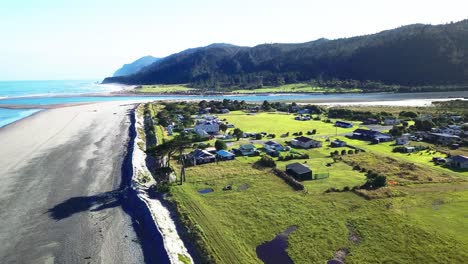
{"left": 1, "top": 80, "right": 467, "bottom": 128}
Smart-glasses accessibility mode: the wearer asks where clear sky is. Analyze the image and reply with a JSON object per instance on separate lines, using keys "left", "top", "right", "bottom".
{"left": 0, "top": 0, "right": 466, "bottom": 80}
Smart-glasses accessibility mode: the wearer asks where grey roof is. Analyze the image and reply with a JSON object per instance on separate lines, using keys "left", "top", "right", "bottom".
{"left": 429, "top": 133, "right": 460, "bottom": 139}
{"left": 286, "top": 162, "right": 311, "bottom": 174}
{"left": 449, "top": 155, "right": 468, "bottom": 163}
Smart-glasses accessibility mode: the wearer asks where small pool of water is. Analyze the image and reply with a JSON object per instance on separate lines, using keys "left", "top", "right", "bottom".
{"left": 198, "top": 188, "right": 214, "bottom": 194}
{"left": 256, "top": 225, "right": 298, "bottom": 264}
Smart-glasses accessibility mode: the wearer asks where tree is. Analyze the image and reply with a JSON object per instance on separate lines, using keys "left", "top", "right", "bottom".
{"left": 389, "top": 126, "right": 403, "bottom": 137}
{"left": 233, "top": 128, "right": 244, "bottom": 141}
{"left": 262, "top": 100, "right": 272, "bottom": 111}
{"left": 146, "top": 135, "right": 192, "bottom": 167}
{"left": 414, "top": 119, "right": 435, "bottom": 131}
{"left": 214, "top": 139, "right": 227, "bottom": 150}
{"left": 219, "top": 123, "right": 228, "bottom": 133}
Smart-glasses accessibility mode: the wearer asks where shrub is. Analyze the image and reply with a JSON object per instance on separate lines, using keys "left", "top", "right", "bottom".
{"left": 341, "top": 150, "right": 347, "bottom": 155}
{"left": 214, "top": 139, "right": 227, "bottom": 150}
{"left": 348, "top": 150, "right": 354, "bottom": 155}
{"left": 258, "top": 155, "right": 276, "bottom": 168}
{"left": 255, "top": 134, "right": 263, "bottom": 140}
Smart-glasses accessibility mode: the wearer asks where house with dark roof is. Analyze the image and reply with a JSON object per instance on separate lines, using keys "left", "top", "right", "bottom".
{"left": 286, "top": 163, "right": 312, "bottom": 181}
{"left": 446, "top": 155, "right": 468, "bottom": 169}
{"left": 362, "top": 118, "right": 379, "bottom": 125}
{"left": 331, "top": 139, "right": 346, "bottom": 147}
{"left": 263, "top": 141, "right": 284, "bottom": 152}
{"left": 427, "top": 133, "right": 460, "bottom": 145}
{"left": 291, "top": 136, "right": 322, "bottom": 149}
{"left": 187, "top": 149, "right": 216, "bottom": 165}
{"left": 335, "top": 121, "right": 353, "bottom": 128}
{"left": 352, "top": 129, "right": 392, "bottom": 143}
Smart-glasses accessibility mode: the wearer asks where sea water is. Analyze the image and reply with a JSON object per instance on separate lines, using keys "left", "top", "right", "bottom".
{"left": 0, "top": 108, "right": 41, "bottom": 128}
{"left": 0, "top": 80, "right": 118, "bottom": 98}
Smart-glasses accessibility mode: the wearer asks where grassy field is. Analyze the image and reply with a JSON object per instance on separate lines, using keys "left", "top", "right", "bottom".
{"left": 337, "top": 137, "right": 468, "bottom": 177}
{"left": 147, "top": 104, "right": 468, "bottom": 263}
{"left": 170, "top": 157, "right": 468, "bottom": 263}
{"left": 219, "top": 111, "right": 360, "bottom": 137}
{"left": 135, "top": 84, "right": 197, "bottom": 93}
{"left": 231, "top": 83, "right": 362, "bottom": 94}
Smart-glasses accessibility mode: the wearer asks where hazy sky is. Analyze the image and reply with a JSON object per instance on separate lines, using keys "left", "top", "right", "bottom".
{"left": 1, "top": 0, "right": 467, "bottom": 80}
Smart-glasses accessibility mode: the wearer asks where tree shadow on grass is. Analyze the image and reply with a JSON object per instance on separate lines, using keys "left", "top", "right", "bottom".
{"left": 47, "top": 188, "right": 127, "bottom": 221}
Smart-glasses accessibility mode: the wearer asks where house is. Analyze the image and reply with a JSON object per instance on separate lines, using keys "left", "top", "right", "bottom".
{"left": 221, "top": 108, "right": 230, "bottom": 114}
{"left": 239, "top": 144, "right": 257, "bottom": 156}
{"left": 383, "top": 117, "right": 400, "bottom": 125}
{"left": 297, "top": 109, "right": 310, "bottom": 115}
{"left": 362, "top": 118, "right": 379, "bottom": 125}
{"left": 403, "top": 146, "right": 416, "bottom": 153}
{"left": 446, "top": 155, "right": 468, "bottom": 169}
{"left": 188, "top": 149, "right": 216, "bottom": 165}
{"left": 331, "top": 139, "right": 346, "bottom": 147}
{"left": 216, "top": 150, "right": 235, "bottom": 160}
{"left": 194, "top": 120, "right": 220, "bottom": 134}
{"left": 291, "top": 136, "right": 322, "bottom": 149}
{"left": 263, "top": 141, "right": 285, "bottom": 152}
{"left": 395, "top": 135, "right": 410, "bottom": 145}
{"left": 427, "top": 133, "right": 460, "bottom": 145}
{"left": 432, "top": 157, "right": 446, "bottom": 164}
{"left": 195, "top": 129, "right": 209, "bottom": 138}
{"left": 335, "top": 121, "right": 353, "bottom": 128}
{"left": 286, "top": 163, "right": 312, "bottom": 181}
{"left": 167, "top": 125, "right": 174, "bottom": 136}
{"left": 352, "top": 129, "right": 393, "bottom": 143}
{"left": 295, "top": 115, "right": 311, "bottom": 121}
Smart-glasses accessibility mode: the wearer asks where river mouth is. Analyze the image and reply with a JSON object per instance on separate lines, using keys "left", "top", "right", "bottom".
{"left": 256, "top": 225, "right": 298, "bottom": 264}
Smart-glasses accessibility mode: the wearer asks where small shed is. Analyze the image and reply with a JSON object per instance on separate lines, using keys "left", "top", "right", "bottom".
{"left": 286, "top": 163, "right": 312, "bottom": 181}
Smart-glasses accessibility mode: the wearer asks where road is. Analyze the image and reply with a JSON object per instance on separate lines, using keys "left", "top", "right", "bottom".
{"left": 0, "top": 102, "right": 166, "bottom": 264}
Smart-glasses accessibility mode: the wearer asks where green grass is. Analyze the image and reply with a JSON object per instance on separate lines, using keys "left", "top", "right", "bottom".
{"left": 337, "top": 136, "right": 468, "bottom": 177}
{"left": 135, "top": 84, "right": 197, "bottom": 93}
{"left": 231, "top": 83, "right": 362, "bottom": 94}
{"left": 178, "top": 253, "right": 192, "bottom": 264}
{"left": 170, "top": 158, "right": 468, "bottom": 263}
{"left": 219, "top": 111, "right": 357, "bottom": 138}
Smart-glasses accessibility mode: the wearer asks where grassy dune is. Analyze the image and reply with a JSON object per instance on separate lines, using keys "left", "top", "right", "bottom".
{"left": 135, "top": 84, "right": 197, "bottom": 93}
{"left": 232, "top": 83, "right": 362, "bottom": 94}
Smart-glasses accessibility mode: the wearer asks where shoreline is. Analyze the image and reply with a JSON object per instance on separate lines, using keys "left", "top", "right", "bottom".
{"left": 0, "top": 101, "right": 160, "bottom": 263}
{"left": 131, "top": 104, "right": 194, "bottom": 264}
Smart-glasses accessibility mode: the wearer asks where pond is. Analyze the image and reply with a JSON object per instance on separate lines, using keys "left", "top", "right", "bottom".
{"left": 197, "top": 188, "right": 214, "bottom": 194}
{"left": 256, "top": 225, "right": 298, "bottom": 264}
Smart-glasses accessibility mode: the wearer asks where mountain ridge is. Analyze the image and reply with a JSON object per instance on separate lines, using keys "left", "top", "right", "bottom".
{"left": 103, "top": 20, "right": 468, "bottom": 89}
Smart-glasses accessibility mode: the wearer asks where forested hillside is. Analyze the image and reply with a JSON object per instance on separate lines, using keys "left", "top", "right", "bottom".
{"left": 103, "top": 20, "right": 468, "bottom": 91}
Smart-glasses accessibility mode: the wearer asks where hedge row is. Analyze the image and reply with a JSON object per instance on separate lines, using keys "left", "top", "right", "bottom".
{"left": 272, "top": 168, "right": 305, "bottom": 191}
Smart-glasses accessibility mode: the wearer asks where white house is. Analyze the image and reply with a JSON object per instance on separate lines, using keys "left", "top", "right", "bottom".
{"left": 383, "top": 117, "right": 400, "bottom": 125}
{"left": 395, "top": 134, "right": 410, "bottom": 145}
{"left": 195, "top": 129, "right": 209, "bottom": 138}
{"left": 291, "top": 136, "right": 322, "bottom": 149}
{"left": 194, "top": 120, "right": 220, "bottom": 134}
